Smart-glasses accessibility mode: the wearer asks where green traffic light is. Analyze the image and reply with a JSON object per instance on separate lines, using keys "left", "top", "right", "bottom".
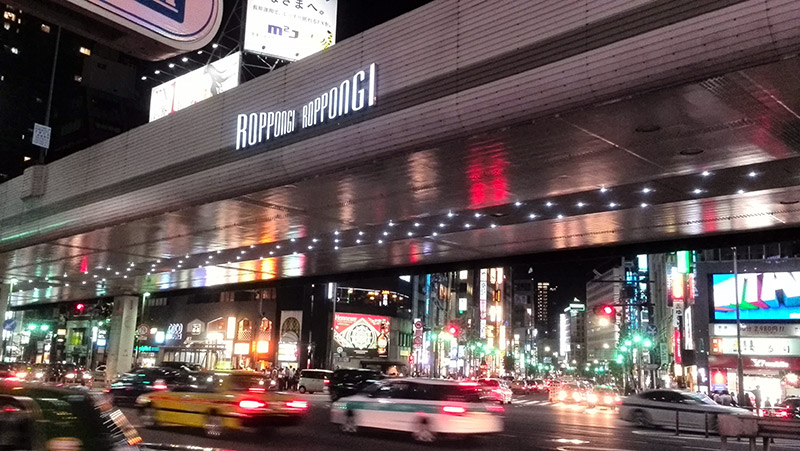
{"left": 643, "top": 338, "right": 653, "bottom": 348}
{"left": 633, "top": 335, "right": 642, "bottom": 343}
{"left": 40, "top": 324, "right": 49, "bottom": 332}
{"left": 27, "top": 324, "right": 37, "bottom": 331}
{"left": 624, "top": 340, "right": 632, "bottom": 347}
{"left": 620, "top": 345, "right": 628, "bottom": 352}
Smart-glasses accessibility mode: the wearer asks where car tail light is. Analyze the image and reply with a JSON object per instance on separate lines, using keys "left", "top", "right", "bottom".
{"left": 239, "top": 400, "right": 266, "bottom": 410}
{"left": 153, "top": 379, "right": 168, "bottom": 390}
{"left": 103, "top": 389, "right": 111, "bottom": 393}
{"left": 3, "top": 376, "right": 20, "bottom": 382}
{"left": 285, "top": 400, "right": 308, "bottom": 409}
{"left": 324, "top": 379, "right": 330, "bottom": 384}
{"left": 459, "top": 381, "right": 479, "bottom": 387}
{"left": 249, "top": 387, "right": 266, "bottom": 393}
{"left": 442, "top": 405, "right": 466, "bottom": 415}
{"left": 774, "top": 410, "right": 790, "bottom": 418}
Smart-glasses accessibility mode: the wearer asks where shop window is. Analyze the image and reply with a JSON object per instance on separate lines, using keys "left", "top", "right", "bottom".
{"left": 69, "top": 329, "right": 84, "bottom": 346}
{"left": 257, "top": 318, "right": 272, "bottom": 341}
{"left": 237, "top": 319, "right": 252, "bottom": 341}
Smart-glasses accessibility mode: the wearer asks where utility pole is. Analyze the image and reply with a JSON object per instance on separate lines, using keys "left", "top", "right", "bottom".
{"left": 732, "top": 247, "right": 745, "bottom": 407}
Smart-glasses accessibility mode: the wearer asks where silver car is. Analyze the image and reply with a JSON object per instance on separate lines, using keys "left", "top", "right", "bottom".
{"left": 620, "top": 389, "right": 752, "bottom": 431}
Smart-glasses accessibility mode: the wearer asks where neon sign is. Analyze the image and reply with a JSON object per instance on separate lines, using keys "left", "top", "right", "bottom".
{"left": 235, "top": 63, "right": 377, "bottom": 150}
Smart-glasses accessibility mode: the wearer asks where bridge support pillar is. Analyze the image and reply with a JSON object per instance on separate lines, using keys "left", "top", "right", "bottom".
{"left": 0, "top": 283, "right": 9, "bottom": 360}
{"left": 105, "top": 295, "right": 138, "bottom": 384}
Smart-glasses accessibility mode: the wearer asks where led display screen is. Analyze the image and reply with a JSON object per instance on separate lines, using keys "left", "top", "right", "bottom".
{"left": 712, "top": 272, "right": 800, "bottom": 321}
{"left": 333, "top": 313, "right": 390, "bottom": 358}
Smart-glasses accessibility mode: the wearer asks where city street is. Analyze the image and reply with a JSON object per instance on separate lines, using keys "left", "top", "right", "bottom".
{"left": 123, "top": 392, "right": 799, "bottom": 451}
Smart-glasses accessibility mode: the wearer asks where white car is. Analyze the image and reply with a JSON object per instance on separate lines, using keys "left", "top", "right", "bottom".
{"left": 330, "top": 378, "right": 504, "bottom": 442}
{"left": 478, "top": 378, "right": 513, "bottom": 404}
{"left": 620, "top": 389, "right": 753, "bottom": 431}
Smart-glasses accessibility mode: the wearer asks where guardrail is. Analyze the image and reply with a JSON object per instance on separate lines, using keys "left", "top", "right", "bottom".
{"left": 718, "top": 414, "right": 800, "bottom": 451}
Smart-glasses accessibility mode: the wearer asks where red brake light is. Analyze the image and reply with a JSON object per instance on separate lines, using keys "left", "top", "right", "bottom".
{"left": 285, "top": 400, "right": 308, "bottom": 409}
{"left": 442, "top": 405, "right": 466, "bottom": 415}
{"left": 152, "top": 379, "right": 168, "bottom": 390}
{"left": 774, "top": 410, "right": 790, "bottom": 418}
{"left": 324, "top": 379, "right": 330, "bottom": 384}
{"left": 239, "top": 400, "right": 266, "bottom": 410}
{"left": 459, "top": 381, "right": 478, "bottom": 387}
{"left": 249, "top": 387, "right": 266, "bottom": 393}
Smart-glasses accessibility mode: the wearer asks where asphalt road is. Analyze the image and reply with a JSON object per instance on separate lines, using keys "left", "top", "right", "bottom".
{"left": 122, "top": 392, "right": 799, "bottom": 451}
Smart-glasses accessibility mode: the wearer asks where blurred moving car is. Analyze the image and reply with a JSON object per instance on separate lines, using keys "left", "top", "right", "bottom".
{"left": 61, "top": 365, "right": 94, "bottom": 387}
{"left": 527, "top": 379, "right": 548, "bottom": 393}
{"left": 0, "top": 384, "right": 142, "bottom": 450}
{"left": 619, "top": 389, "right": 753, "bottom": 430}
{"left": 136, "top": 370, "right": 309, "bottom": 438}
{"left": 586, "top": 386, "right": 621, "bottom": 409}
{"left": 0, "top": 363, "right": 28, "bottom": 382}
{"left": 764, "top": 397, "right": 800, "bottom": 419}
{"left": 510, "top": 379, "right": 528, "bottom": 394}
{"left": 106, "top": 367, "right": 189, "bottom": 406}
{"left": 550, "top": 383, "right": 587, "bottom": 404}
{"left": 329, "top": 368, "right": 382, "bottom": 401}
{"left": 331, "top": 379, "right": 504, "bottom": 442}
{"left": 479, "top": 378, "right": 513, "bottom": 404}
{"left": 298, "top": 369, "right": 332, "bottom": 394}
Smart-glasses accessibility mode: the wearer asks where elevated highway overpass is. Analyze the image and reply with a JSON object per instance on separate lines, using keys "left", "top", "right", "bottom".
{"left": 2, "top": 0, "right": 800, "bottom": 309}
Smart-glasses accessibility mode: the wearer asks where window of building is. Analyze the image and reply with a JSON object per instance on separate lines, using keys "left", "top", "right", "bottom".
{"left": 40, "top": 23, "right": 50, "bottom": 33}
{"left": 237, "top": 319, "right": 252, "bottom": 341}
{"left": 220, "top": 292, "right": 234, "bottom": 303}
{"left": 78, "top": 46, "right": 91, "bottom": 56}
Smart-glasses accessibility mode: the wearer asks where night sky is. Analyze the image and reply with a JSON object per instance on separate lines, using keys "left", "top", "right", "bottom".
{"left": 337, "top": 0, "right": 433, "bottom": 40}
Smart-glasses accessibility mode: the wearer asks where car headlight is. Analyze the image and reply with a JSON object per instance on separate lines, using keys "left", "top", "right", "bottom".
{"left": 35, "top": 372, "right": 44, "bottom": 379}
{"left": 83, "top": 373, "right": 92, "bottom": 379}
{"left": 587, "top": 393, "right": 598, "bottom": 403}
{"left": 558, "top": 391, "right": 567, "bottom": 400}
{"left": 604, "top": 396, "right": 614, "bottom": 405}
{"left": 65, "top": 373, "right": 76, "bottom": 379}
{"left": 15, "top": 372, "right": 27, "bottom": 379}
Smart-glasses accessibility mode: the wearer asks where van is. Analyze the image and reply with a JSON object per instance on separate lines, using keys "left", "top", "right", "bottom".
{"left": 298, "top": 369, "right": 333, "bottom": 394}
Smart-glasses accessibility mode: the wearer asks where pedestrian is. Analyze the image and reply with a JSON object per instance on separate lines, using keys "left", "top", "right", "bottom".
{"left": 752, "top": 385, "right": 762, "bottom": 410}
{"left": 292, "top": 368, "right": 300, "bottom": 391}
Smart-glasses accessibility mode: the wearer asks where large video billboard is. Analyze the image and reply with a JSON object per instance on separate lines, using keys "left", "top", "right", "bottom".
{"left": 149, "top": 52, "right": 240, "bottom": 122}
{"left": 333, "top": 313, "right": 389, "bottom": 358}
{"left": 712, "top": 272, "right": 800, "bottom": 321}
{"left": 243, "top": 0, "right": 337, "bottom": 61}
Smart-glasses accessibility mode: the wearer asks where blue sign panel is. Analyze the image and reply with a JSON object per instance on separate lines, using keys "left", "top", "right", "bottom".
{"left": 135, "top": 0, "right": 186, "bottom": 23}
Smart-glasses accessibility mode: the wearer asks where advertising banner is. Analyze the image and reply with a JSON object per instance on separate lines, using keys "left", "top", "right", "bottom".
{"left": 244, "top": 0, "right": 337, "bottom": 61}
{"left": 710, "top": 336, "right": 800, "bottom": 356}
{"left": 277, "top": 310, "right": 302, "bottom": 362}
{"left": 149, "top": 52, "right": 240, "bottom": 121}
{"left": 333, "top": 313, "right": 390, "bottom": 358}
{"left": 712, "top": 272, "right": 800, "bottom": 321}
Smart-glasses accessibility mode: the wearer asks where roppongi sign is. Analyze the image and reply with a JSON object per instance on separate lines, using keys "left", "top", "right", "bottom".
{"left": 235, "top": 63, "right": 376, "bottom": 150}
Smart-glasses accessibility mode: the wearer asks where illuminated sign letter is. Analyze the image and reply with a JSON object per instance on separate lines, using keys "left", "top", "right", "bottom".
{"left": 351, "top": 70, "right": 366, "bottom": 111}
{"left": 236, "top": 114, "right": 248, "bottom": 150}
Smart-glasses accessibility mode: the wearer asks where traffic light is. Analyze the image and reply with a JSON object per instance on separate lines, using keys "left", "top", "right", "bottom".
{"left": 74, "top": 303, "right": 86, "bottom": 315}
{"left": 447, "top": 324, "right": 459, "bottom": 337}
{"left": 594, "top": 304, "right": 615, "bottom": 315}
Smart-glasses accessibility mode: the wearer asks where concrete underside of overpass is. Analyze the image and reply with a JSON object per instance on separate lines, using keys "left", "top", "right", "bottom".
{"left": 1, "top": 0, "right": 800, "bottom": 306}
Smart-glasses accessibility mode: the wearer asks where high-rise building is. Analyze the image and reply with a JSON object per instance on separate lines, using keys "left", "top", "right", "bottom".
{"left": 535, "top": 281, "right": 554, "bottom": 336}
{"left": 585, "top": 266, "right": 624, "bottom": 362}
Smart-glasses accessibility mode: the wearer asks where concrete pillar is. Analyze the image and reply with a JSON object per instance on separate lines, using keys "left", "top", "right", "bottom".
{"left": 105, "top": 295, "right": 138, "bottom": 384}
{"left": 0, "top": 283, "right": 9, "bottom": 361}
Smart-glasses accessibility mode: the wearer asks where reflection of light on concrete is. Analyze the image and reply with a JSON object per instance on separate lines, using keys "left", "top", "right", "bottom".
{"left": 554, "top": 438, "right": 589, "bottom": 444}
{"left": 282, "top": 254, "right": 305, "bottom": 277}
{"left": 338, "top": 177, "right": 356, "bottom": 225}
{"left": 407, "top": 150, "right": 440, "bottom": 207}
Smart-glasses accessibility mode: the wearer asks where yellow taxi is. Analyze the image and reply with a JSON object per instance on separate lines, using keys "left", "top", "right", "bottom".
{"left": 136, "top": 370, "right": 308, "bottom": 438}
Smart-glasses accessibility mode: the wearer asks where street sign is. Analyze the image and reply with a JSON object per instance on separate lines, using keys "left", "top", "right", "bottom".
{"left": 646, "top": 324, "right": 658, "bottom": 336}
{"left": 413, "top": 336, "right": 423, "bottom": 346}
{"left": 32, "top": 123, "right": 51, "bottom": 149}
{"left": 137, "top": 324, "right": 150, "bottom": 336}
{"left": 414, "top": 320, "right": 423, "bottom": 330}
{"left": 2, "top": 319, "right": 17, "bottom": 332}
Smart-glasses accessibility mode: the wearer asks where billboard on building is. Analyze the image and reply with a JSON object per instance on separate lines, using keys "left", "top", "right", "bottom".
{"left": 243, "top": 0, "right": 337, "bottom": 61}
{"left": 333, "top": 313, "right": 390, "bottom": 358}
{"left": 712, "top": 272, "right": 800, "bottom": 321}
{"left": 149, "top": 52, "right": 241, "bottom": 121}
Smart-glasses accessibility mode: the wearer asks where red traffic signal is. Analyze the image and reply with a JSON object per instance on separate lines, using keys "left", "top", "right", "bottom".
{"left": 594, "top": 304, "right": 615, "bottom": 315}
{"left": 74, "top": 303, "right": 86, "bottom": 313}
{"left": 447, "top": 325, "right": 459, "bottom": 336}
